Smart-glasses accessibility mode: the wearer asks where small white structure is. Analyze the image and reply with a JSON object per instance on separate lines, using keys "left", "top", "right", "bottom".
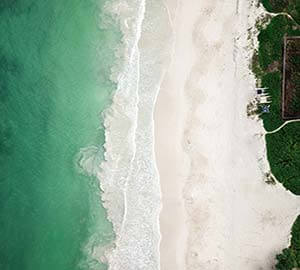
{"left": 259, "top": 94, "right": 271, "bottom": 104}
{"left": 255, "top": 87, "right": 271, "bottom": 104}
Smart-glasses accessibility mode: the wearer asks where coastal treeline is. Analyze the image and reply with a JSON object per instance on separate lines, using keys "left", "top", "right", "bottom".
{"left": 254, "top": 0, "right": 300, "bottom": 268}
{"left": 266, "top": 124, "right": 300, "bottom": 194}
{"left": 261, "top": 0, "right": 300, "bottom": 24}
{"left": 255, "top": 15, "right": 300, "bottom": 130}
{"left": 275, "top": 215, "right": 300, "bottom": 270}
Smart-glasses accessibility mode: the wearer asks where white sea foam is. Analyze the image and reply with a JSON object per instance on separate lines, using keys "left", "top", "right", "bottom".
{"left": 96, "top": 0, "right": 173, "bottom": 269}
{"left": 79, "top": 0, "right": 173, "bottom": 268}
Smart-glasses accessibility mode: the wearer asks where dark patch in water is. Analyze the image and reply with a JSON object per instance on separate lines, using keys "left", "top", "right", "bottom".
{"left": 0, "top": 118, "right": 13, "bottom": 156}
{"left": 0, "top": 0, "right": 36, "bottom": 16}
{"left": 0, "top": 50, "right": 19, "bottom": 102}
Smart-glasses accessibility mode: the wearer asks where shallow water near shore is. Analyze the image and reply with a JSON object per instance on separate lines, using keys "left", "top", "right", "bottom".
{"left": 0, "top": 1, "right": 120, "bottom": 269}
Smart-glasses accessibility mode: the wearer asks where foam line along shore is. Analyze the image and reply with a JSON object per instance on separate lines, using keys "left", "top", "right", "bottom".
{"left": 97, "top": 0, "right": 172, "bottom": 269}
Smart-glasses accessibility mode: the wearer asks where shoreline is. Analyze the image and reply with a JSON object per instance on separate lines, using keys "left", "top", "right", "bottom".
{"left": 155, "top": 0, "right": 300, "bottom": 269}
{"left": 99, "top": 0, "right": 173, "bottom": 268}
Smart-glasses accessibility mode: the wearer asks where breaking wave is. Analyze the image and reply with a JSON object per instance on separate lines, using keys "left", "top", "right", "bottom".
{"left": 79, "top": 0, "right": 173, "bottom": 268}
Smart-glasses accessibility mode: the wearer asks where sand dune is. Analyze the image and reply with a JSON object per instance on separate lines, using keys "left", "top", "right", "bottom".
{"left": 154, "top": 0, "right": 300, "bottom": 269}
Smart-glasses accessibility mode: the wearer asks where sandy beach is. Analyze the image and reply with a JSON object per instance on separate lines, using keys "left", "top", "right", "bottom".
{"left": 154, "top": 0, "right": 300, "bottom": 269}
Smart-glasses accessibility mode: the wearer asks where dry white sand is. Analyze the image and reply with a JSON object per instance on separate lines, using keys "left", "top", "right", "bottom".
{"left": 154, "top": 0, "right": 300, "bottom": 269}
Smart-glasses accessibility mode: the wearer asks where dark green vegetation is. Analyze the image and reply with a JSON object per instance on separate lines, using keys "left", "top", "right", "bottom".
{"left": 275, "top": 215, "right": 300, "bottom": 270}
{"left": 256, "top": 4, "right": 300, "bottom": 191}
{"left": 257, "top": 15, "right": 300, "bottom": 130}
{"left": 0, "top": 1, "right": 119, "bottom": 270}
{"left": 283, "top": 38, "right": 300, "bottom": 118}
{"left": 256, "top": 13, "right": 300, "bottom": 193}
{"left": 256, "top": 1, "right": 300, "bottom": 269}
{"left": 261, "top": 0, "right": 300, "bottom": 23}
{"left": 266, "top": 124, "right": 300, "bottom": 194}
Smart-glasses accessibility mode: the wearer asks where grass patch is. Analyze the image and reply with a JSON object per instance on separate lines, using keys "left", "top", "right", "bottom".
{"left": 258, "top": 15, "right": 300, "bottom": 71}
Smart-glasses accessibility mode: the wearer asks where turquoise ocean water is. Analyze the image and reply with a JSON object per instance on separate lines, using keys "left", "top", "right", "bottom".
{"left": 0, "top": 1, "right": 120, "bottom": 269}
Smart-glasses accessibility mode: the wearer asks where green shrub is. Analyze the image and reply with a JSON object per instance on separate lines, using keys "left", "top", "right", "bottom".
{"left": 276, "top": 216, "right": 300, "bottom": 269}
{"left": 255, "top": 3, "right": 300, "bottom": 269}
{"left": 266, "top": 123, "right": 300, "bottom": 194}
{"left": 261, "top": 0, "right": 300, "bottom": 24}
{"left": 257, "top": 15, "right": 300, "bottom": 131}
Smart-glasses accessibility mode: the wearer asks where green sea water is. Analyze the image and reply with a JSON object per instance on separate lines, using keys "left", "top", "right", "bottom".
{"left": 0, "top": 1, "right": 120, "bottom": 269}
